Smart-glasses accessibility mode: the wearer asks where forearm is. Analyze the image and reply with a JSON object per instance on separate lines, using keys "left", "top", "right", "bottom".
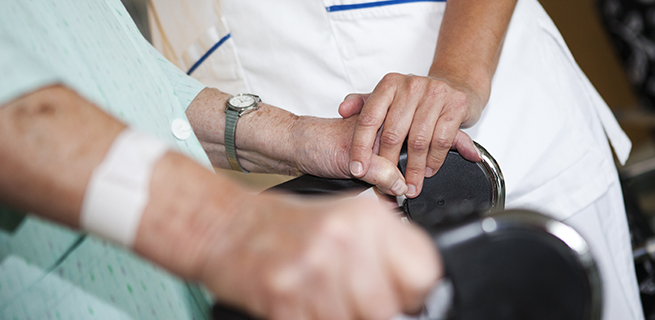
{"left": 186, "top": 88, "right": 301, "bottom": 175}
{"left": 133, "top": 149, "right": 252, "bottom": 280}
{"left": 0, "top": 85, "right": 125, "bottom": 226}
{"left": 0, "top": 87, "right": 440, "bottom": 319}
{"left": 0, "top": 85, "right": 247, "bottom": 279}
{"left": 430, "top": 0, "right": 517, "bottom": 121}
{"left": 188, "top": 88, "right": 408, "bottom": 194}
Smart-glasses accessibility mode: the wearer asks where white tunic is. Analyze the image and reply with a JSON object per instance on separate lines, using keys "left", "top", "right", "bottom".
{"left": 149, "top": 0, "right": 643, "bottom": 318}
{"left": 150, "top": 0, "right": 629, "bottom": 220}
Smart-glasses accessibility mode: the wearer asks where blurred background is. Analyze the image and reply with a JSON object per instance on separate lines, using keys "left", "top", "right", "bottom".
{"left": 122, "top": 0, "right": 655, "bottom": 318}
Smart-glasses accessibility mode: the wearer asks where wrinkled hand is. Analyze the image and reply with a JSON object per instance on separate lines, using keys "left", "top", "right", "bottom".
{"left": 289, "top": 115, "right": 409, "bottom": 196}
{"left": 185, "top": 87, "right": 410, "bottom": 196}
{"left": 339, "top": 73, "right": 484, "bottom": 198}
{"left": 199, "top": 193, "right": 441, "bottom": 320}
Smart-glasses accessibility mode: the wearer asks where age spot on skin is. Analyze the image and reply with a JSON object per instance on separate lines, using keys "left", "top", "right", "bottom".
{"left": 37, "top": 103, "right": 56, "bottom": 115}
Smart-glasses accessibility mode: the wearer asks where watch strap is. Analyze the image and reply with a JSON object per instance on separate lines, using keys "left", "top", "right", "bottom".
{"left": 225, "top": 109, "right": 248, "bottom": 173}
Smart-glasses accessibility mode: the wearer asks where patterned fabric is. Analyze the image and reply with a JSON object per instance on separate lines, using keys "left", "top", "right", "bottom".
{"left": 0, "top": 0, "right": 214, "bottom": 319}
{"left": 0, "top": 0, "right": 211, "bottom": 168}
{"left": 0, "top": 219, "right": 211, "bottom": 320}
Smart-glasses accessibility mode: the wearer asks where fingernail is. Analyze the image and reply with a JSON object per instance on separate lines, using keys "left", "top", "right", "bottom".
{"left": 350, "top": 161, "right": 363, "bottom": 176}
{"left": 476, "top": 147, "right": 482, "bottom": 160}
{"left": 407, "top": 184, "right": 417, "bottom": 197}
{"left": 425, "top": 167, "right": 434, "bottom": 177}
{"left": 391, "top": 180, "right": 407, "bottom": 196}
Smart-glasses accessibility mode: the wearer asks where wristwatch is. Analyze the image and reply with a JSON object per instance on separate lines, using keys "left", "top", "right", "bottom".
{"left": 224, "top": 93, "right": 260, "bottom": 173}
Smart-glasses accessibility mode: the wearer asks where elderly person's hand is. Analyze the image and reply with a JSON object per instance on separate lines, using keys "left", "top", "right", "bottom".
{"left": 187, "top": 88, "right": 409, "bottom": 197}
{"left": 175, "top": 192, "right": 441, "bottom": 320}
{"left": 288, "top": 115, "right": 412, "bottom": 196}
{"left": 140, "top": 104, "right": 443, "bottom": 320}
{"left": 1, "top": 86, "right": 441, "bottom": 320}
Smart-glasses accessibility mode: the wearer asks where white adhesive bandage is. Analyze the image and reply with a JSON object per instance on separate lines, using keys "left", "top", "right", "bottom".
{"left": 80, "top": 128, "right": 169, "bottom": 247}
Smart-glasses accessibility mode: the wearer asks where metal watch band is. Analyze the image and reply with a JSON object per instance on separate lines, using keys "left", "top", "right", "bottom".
{"left": 224, "top": 109, "right": 248, "bottom": 173}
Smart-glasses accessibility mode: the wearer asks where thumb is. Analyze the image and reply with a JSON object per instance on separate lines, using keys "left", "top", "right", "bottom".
{"left": 338, "top": 93, "right": 370, "bottom": 118}
{"left": 359, "top": 154, "right": 407, "bottom": 197}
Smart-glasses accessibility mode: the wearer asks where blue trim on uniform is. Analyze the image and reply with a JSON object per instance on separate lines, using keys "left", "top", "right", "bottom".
{"left": 186, "top": 33, "right": 232, "bottom": 75}
{"left": 326, "top": 0, "right": 445, "bottom": 12}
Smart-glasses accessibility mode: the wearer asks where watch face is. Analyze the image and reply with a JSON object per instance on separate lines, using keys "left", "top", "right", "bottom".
{"left": 229, "top": 95, "right": 256, "bottom": 108}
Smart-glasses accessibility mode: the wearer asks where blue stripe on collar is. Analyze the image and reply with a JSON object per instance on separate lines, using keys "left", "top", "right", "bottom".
{"left": 187, "top": 33, "right": 232, "bottom": 76}
{"left": 326, "top": 0, "right": 445, "bottom": 12}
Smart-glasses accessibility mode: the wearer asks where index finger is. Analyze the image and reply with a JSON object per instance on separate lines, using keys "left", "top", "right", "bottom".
{"left": 349, "top": 79, "right": 398, "bottom": 178}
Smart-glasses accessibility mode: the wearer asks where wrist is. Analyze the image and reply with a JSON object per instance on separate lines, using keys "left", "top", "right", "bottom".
{"left": 235, "top": 103, "right": 302, "bottom": 175}
{"left": 186, "top": 88, "right": 301, "bottom": 175}
{"left": 80, "top": 128, "right": 169, "bottom": 247}
{"left": 427, "top": 67, "right": 490, "bottom": 127}
{"left": 286, "top": 115, "right": 354, "bottom": 178}
{"left": 133, "top": 151, "right": 247, "bottom": 280}
{"left": 428, "top": 65, "right": 491, "bottom": 98}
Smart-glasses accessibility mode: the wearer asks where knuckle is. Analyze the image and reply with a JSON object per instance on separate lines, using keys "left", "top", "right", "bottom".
{"left": 371, "top": 168, "right": 398, "bottom": 189}
{"left": 266, "top": 266, "right": 303, "bottom": 299}
{"left": 318, "top": 209, "right": 378, "bottom": 252}
{"left": 408, "top": 135, "right": 430, "bottom": 152}
{"left": 426, "top": 152, "right": 445, "bottom": 168}
{"left": 382, "top": 72, "right": 402, "bottom": 83}
{"left": 320, "top": 209, "right": 373, "bottom": 249}
{"left": 379, "top": 130, "right": 404, "bottom": 148}
{"left": 447, "top": 92, "right": 470, "bottom": 116}
{"left": 432, "top": 136, "right": 451, "bottom": 150}
{"left": 321, "top": 216, "right": 356, "bottom": 249}
{"left": 425, "top": 81, "right": 446, "bottom": 98}
{"left": 403, "top": 165, "right": 424, "bottom": 179}
{"left": 377, "top": 73, "right": 401, "bottom": 91}
{"left": 452, "top": 90, "right": 468, "bottom": 105}
{"left": 379, "top": 166, "right": 398, "bottom": 183}
{"left": 406, "top": 75, "right": 424, "bottom": 95}
{"left": 356, "top": 111, "right": 380, "bottom": 128}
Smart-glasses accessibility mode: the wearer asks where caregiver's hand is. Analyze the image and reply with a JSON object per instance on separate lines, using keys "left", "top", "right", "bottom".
{"left": 339, "top": 73, "right": 483, "bottom": 198}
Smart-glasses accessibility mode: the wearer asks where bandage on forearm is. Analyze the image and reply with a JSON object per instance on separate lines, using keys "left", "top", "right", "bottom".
{"left": 80, "top": 128, "right": 169, "bottom": 247}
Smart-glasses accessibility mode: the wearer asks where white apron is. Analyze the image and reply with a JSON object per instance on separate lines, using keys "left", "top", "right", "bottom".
{"left": 148, "top": 0, "right": 642, "bottom": 318}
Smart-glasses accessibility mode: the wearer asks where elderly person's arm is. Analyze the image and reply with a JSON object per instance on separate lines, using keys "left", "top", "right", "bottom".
{"left": 0, "top": 85, "right": 439, "bottom": 320}
{"left": 186, "top": 87, "right": 407, "bottom": 195}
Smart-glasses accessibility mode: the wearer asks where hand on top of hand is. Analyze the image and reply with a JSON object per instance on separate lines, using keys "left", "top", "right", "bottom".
{"left": 339, "top": 73, "right": 485, "bottom": 198}
{"left": 289, "top": 115, "right": 409, "bottom": 197}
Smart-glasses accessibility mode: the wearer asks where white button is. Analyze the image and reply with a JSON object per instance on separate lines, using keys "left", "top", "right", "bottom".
{"left": 171, "top": 118, "right": 192, "bottom": 140}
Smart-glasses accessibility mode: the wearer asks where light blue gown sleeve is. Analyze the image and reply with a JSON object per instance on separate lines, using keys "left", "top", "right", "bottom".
{"left": 147, "top": 45, "right": 207, "bottom": 111}
{"left": 0, "top": 35, "right": 61, "bottom": 106}
{"left": 0, "top": 3, "right": 213, "bottom": 319}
